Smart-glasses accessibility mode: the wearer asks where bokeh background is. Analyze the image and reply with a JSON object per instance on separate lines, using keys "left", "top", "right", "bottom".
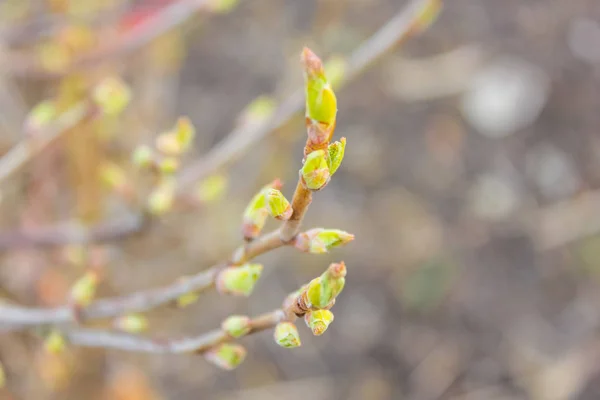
{"left": 1, "top": 0, "right": 600, "bottom": 399}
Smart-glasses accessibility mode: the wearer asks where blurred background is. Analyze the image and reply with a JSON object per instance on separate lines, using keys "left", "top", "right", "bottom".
{"left": 1, "top": 0, "right": 600, "bottom": 399}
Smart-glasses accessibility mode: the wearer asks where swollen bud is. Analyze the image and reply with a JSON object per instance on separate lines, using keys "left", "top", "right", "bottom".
{"left": 304, "top": 309, "right": 334, "bottom": 336}
{"left": 44, "top": 330, "right": 67, "bottom": 354}
{"left": 131, "top": 145, "right": 154, "bottom": 168}
{"left": 221, "top": 315, "right": 252, "bottom": 338}
{"left": 306, "top": 262, "right": 347, "bottom": 309}
{"left": 205, "top": 343, "right": 246, "bottom": 370}
{"left": 92, "top": 77, "right": 131, "bottom": 116}
{"left": 113, "top": 314, "right": 149, "bottom": 334}
{"left": 301, "top": 47, "right": 337, "bottom": 125}
{"left": 327, "top": 137, "right": 346, "bottom": 176}
{"left": 25, "top": 101, "right": 57, "bottom": 132}
{"left": 242, "top": 180, "right": 281, "bottom": 240}
{"left": 147, "top": 181, "right": 175, "bottom": 215}
{"left": 197, "top": 174, "right": 228, "bottom": 203}
{"left": 274, "top": 322, "right": 301, "bottom": 348}
{"left": 216, "top": 264, "right": 263, "bottom": 296}
{"left": 300, "top": 149, "right": 330, "bottom": 190}
{"left": 294, "top": 228, "right": 355, "bottom": 254}
{"left": 265, "top": 188, "right": 292, "bottom": 220}
{"left": 69, "top": 271, "right": 99, "bottom": 307}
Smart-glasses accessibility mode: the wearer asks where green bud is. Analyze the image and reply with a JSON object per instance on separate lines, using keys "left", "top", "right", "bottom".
{"left": 205, "top": 343, "right": 246, "bottom": 370}
{"left": 92, "top": 77, "right": 131, "bottom": 116}
{"left": 301, "top": 47, "right": 337, "bottom": 125}
{"left": 273, "top": 322, "right": 301, "bottom": 348}
{"left": 69, "top": 271, "right": 98, "bottom": 307}
{"left": 147, "top": 181, "right": 175, "bottom": 215}
{"left": 25, "top": 101, "right": 56, "bottom": 132}
{"left": 176, "top": 292, "right": 200, "bottom": 308}
{"left": 241, "top": 180, "right": 281, "bottom": 239}
{"left": 265, "top": 188, "right": 292, "bottom": 220}
{"left": 294, "top": 228, "right": 355, "bottom": 254}
{"left": 44, "top": 330, "right": 67, "bottom": 354}
{"left": 300, "top": 149, "right": 330, "bottom": 190}
{"left": 174, "top": 117, "right": 195, "bottom": 152}
{"left": 216, "top": 264, "right": 263, "bottom": 296}
{"left": 131, "top": 145, "right": 155, "bottom": 168}
{"left": 306, "top": 262, "right": 347, "bottom": 309}
{"left": 221, "top": 315, "right": 252, "bottom": 338}
{"left": 304, "top": 309, "right": 334, "bottom": 336}
{"left": 327, "top": 137, "right": 346, "bottom": 176}
{"left": 99, "top": 162, "right": 127, "bottom": 190}
{"left": 113, "top": 314, "right": 149, "bottom": 334}
{"left": 158, "top": 157, "right": 180, "bottom": 175}
{"left": 197, "top": 174, "right": 228, "bottom": 203}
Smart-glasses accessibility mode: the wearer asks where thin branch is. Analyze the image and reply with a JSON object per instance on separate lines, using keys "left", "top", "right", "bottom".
{"left": 0, "top": 101, "right": 90, "bottom": 184}
{"left": 280, "top": 180, "right": 313, "bottom": 242}
{"left": 0, "top": 225, "right": 291, "bottom": 330}
{"left": 174, "top": 0, "right": 439, "bottom": 193}
{"left": 3, "top": 0, "right": 213, "bottom": 79}
{"left": 60, "top": 309, "right": 285, "bottom": 354}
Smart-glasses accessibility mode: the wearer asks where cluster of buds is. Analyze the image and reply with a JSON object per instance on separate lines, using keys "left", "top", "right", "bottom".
{"left": 274, "top": 261, "right": 347, "bottom": 348}
{"left": 299, "top": 48, "right": 346, "bottom": 191}
{"left": 241, "top": 179, "right": 292, "bottom": 240}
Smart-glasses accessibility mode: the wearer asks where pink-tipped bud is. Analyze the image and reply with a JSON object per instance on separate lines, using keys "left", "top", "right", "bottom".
{"left": 221, "top": 315, "right": 252, "bottom": 338}
{"left": 273, "top": 322, "right": 301, "bottom": 348}
{"left": 294, "top": 228, "right": 355, "bottom": 254}
{"left": 265, "top": 188, "right": 293, "bottom": 220}
{"left": 304, "top": 309, "right": 334, "bottom": 336}
{"left": 216, "top": 264, "right": 263, "bottom": 296}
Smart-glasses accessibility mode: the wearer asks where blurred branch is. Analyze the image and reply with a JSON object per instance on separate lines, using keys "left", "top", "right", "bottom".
{"left": 174, "top": 0, "right": 442, "bottom": 192}
{"left": 3, "top": 0, "right": 212, "bottom": 79}
{"left": 0, "top": 229, "right": 287, "bottom": 329}
{"left": 0, "top": 101, "right": 90, "bottom": 184}
{"left": 61, "top": 309, "right": 285, "bottom": 354}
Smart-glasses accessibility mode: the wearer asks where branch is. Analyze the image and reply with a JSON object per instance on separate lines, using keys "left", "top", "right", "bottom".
{"left": 3, "top": 0, "right": 213, "bottom": 79}
{"left": 60, "top": 309, "right": 285, "bottom": 354}
{"left": 0, "top": 227, "right": 289, "bottom": 330}
{"left": 174, "top": 0, "right": 440, "bottom": 193}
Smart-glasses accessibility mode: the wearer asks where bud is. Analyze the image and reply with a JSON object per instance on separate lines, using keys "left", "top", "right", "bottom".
{"left": 131, "top": 145, "right": 154, "bottom": 168}
{"left": 25, "top": 101, "right": 56, "bottom": 132}
{"left": 176, "top": 291, "right": 200, "bottom": 308}
{"left": 69, "top": 271, "right": 98, "bottom": 307}
{"left": 241, "top": 182, "right": 274, "bottom": 240}
{"left": 300, "top": 149, "right": 330, "bottom": 190}
{"left": 205, "top": 343, "right": 246, "bottom": 370}
{"left": 197, "top": 174, "right": 228, "bottom": 203}
{"left": 113, "top": 314, "right": 148, "bottom": 334}
{"left": 301, "top": 47, "right": 337, "bottom": 125}
{"left": 294, "top": 228, "right": 355, "bottom": 254}
{"left": 304, "top": 309, "right": 334, "bottom": 336}
{"left": 216, "top": 264, "right": 263, "bottom": 296}
{"left": 221, "top": 315, "right": 252, "bottom": 338}
{"left": 327, "top": 137, "right": 346, "bottom": 176}
{"left": 274, "top": 322, "right": 301, "bottom": 348}
{"left": 173, "top": 117, "right": 195, "bottom": 152}
{"left": 265, "top": 188, "right": 292, "bottom": 220}
{"left": 158, "top": 157, "right": 180, "bottom": 175}
{"left": 305, "top": 262, "right": 347, "bottom": 309}
{"left": 92, "top": 77, "right": 131, "bottom": 116}
{"left": 44, "top": 330, "right": 67, "bottom": 354}
{"left": 99, "top": 162, "right": 127, "bottom": 190}
{"left": 147, "top": 181, "right": 175, "bottom": 215}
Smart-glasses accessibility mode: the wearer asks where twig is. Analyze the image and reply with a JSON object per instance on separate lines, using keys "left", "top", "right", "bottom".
{"left": 174, "top": 0, "right": 439, "bottom": 192}
{"left": 0, "top": 225, "right": 291, "bottom": 330}
{"left": 280, "top": 180, "right": 313, "bottom": 242}
{"left": 0, "top": 211, "right": 147, "bottom": 250}
{"left": 60, "top": 309, "right": 285, "bottom": 354}
{"left": 0, "top": 101, "right": 90, "bottom": 184}
{"left": 3, "top": 0, "right": 212, "bottom": 79}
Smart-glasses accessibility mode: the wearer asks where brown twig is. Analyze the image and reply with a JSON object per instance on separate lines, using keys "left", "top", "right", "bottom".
{"left": 3, "top": 0, "right": 213, "bottom": 79}
{"left": 60, "top": 309, "right": 286, "bottom": 354}
{"left": 280, "top": 180, "right": 313, "bottom": 242}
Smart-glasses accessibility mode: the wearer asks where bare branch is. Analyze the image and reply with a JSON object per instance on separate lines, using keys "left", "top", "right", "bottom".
{"left": 61, "top": 309, "right": 285, "bottom": 354}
